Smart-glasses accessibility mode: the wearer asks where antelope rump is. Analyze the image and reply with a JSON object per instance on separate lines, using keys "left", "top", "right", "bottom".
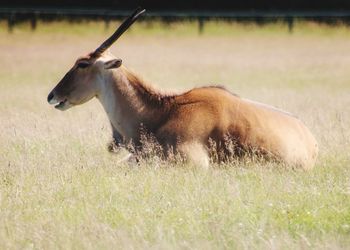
{"left": 47, "top": 8, "right": 318, "bottom": 169}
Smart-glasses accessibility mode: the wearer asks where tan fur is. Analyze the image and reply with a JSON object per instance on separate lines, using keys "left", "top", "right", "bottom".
{"left": 48, "top": 52, "right": 318, "bottom": 170}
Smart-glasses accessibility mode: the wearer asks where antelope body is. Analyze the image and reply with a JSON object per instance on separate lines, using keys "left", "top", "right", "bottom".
{"left": 47, "top": 9, "right": 318, "bottom": 169}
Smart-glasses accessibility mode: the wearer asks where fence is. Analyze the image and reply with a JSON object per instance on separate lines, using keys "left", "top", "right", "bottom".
{"left": 1, "top": 8, "right": 350, "bottom": 33}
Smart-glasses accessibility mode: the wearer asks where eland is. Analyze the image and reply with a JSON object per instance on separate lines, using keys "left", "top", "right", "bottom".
{"left": 47, "top": 8, "right": 318, "bottom": 169}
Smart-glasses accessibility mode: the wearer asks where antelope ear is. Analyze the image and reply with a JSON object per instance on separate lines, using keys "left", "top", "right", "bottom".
{"left": 104, "top": 59, "right": 122, "bottom": 69}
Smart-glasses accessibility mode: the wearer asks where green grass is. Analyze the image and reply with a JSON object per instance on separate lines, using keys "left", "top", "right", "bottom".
{"left": 1, "top": 157, "right": 349, "bottom": 249}
{"left": 2, "top": 19, "right": 350, "bottom": 38}
{"left": 0, "top": 21, "right": 350, "bottom": 249}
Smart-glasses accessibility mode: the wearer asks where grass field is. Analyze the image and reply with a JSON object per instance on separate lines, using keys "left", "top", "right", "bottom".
{"left": 0, "top": 21, "right": 350, "bottom": 249}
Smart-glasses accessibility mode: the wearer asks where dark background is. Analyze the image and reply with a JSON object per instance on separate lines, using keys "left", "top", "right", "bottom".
{"left": 1, "top": 0, "right": 350, "bottom": 11}
{"left": 1, "top": 0, "right": 350, "bottom": 33}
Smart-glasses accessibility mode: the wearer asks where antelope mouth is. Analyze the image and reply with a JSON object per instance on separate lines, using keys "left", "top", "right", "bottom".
{"left": 55, "top": 99, "right": 67, "bottom": 109}
{"left": 49, "top": 98, "right": 71, "bottom": 111}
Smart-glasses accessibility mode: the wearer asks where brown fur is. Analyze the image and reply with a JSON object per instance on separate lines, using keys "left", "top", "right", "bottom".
{"left": 112, "top": 66, "right": 317, "bottom": 169}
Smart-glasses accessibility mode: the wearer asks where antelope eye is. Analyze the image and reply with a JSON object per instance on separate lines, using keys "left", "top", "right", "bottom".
{"left": 77, "top": 62, "right": 90, "bottom": 68}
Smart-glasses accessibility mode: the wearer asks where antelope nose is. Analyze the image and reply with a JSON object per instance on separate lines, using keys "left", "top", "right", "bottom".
{"left": 47, "top": 92, "right": 54, "bottom": 103}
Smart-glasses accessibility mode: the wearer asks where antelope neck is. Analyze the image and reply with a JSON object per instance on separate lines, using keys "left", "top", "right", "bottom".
{"left": 96, "top": 67, "right": 167, "bottom": 142}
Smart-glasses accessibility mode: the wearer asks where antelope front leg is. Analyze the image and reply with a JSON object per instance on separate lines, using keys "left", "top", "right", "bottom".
{"left": 178, "top": 141, "right": 210, "bottom": 169}
{"left": 108, "top": 123, "right": 139, "bottom": 165}
{"left": 107, "top": 123, "right": 125, "bottom": 153}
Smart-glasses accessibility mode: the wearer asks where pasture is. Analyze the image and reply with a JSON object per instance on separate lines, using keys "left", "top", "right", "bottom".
{"left": 0, "top": 20, "right": 350, "bottom": 249}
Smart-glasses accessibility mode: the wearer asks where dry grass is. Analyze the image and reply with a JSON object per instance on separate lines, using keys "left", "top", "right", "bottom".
{"left": 0, "top": 21, "right": 350, "bottom": 249}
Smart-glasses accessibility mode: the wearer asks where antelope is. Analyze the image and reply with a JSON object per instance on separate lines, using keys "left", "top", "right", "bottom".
{"left": 47, "top": 8, "right": 318, "bottom": 169}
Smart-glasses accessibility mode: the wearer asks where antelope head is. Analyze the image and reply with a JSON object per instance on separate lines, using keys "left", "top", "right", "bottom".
{"left": 47, "top": 8, "right": 145, "bottom": 111}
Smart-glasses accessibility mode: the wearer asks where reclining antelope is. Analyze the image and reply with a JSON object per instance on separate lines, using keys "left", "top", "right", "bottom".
{"left": 47, "top": 8, "right": 318, "bottom": 169}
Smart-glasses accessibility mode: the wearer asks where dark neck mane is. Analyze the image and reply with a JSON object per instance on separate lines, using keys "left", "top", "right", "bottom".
{"left": 120, "top": 66, "right": 175, "bottom": 107}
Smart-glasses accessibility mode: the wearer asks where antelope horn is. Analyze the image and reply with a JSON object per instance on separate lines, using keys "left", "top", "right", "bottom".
{"left": 93, "top": 8, "right": 146, "bottom": 56}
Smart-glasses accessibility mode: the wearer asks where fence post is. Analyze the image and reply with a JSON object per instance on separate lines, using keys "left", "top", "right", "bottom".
{"left": 286, "top": 16, "right": 294, "bottom": 33}
{"left": 198, "top": 17, "right": 205, "bottom": 34}
{"left": 30, "top": 13, "right": 38, "bottom": 31}
{"left": 104, "top": 17, "right": 110, "bottom": 30}
{"left": 7, "top": 13, "right": 15, "bottom": 33}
